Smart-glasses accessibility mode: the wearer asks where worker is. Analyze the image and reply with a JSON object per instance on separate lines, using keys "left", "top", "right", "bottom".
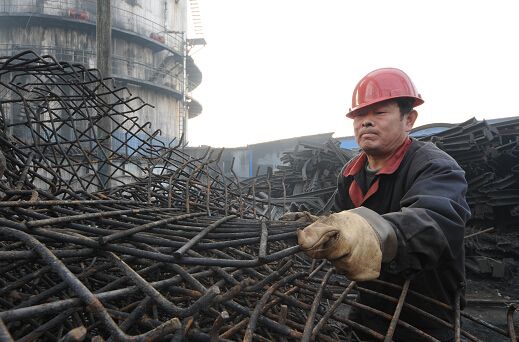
{"left": 293, "top": 68, "right": 471, "bottom": 341}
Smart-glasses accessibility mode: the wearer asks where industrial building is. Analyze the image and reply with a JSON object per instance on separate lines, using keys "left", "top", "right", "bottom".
{"left": 0, "top": 0, "right": 203, "bottom": 144}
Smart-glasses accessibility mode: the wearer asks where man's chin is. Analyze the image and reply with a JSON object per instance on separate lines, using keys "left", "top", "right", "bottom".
{"left": 359, "top": 143, "right": 380, "bottom": 154}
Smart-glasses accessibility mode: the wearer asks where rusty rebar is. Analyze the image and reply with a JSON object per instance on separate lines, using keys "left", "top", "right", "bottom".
{"left": 1, "top": 50, "right": 516, "bottom": 341}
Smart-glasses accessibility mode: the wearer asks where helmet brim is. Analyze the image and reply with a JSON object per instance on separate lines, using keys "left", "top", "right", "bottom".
{"left": 346, "top": 96, "right": 424, "bottom": 119}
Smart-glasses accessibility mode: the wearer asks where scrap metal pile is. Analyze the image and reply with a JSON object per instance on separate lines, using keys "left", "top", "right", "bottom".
{"left": 422, "top": 117, "right": 519, "bottom": 232}
{"left": 0, "top": 51, "right": 517, "bottom": 341}
{"left": 423, "top": 118, "right": 519, "bottom": 283}
{"left": 239, "top": 140, "right": 355, "bottom": 219}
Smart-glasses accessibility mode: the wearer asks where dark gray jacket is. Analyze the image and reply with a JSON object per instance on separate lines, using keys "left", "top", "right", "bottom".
{"left": 334, "top": 138, "right": 471, "bottom": 341}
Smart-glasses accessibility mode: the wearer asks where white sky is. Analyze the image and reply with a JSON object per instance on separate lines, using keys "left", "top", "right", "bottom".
{"left": 187, "top": 0, "right": 519, "bottom": 148}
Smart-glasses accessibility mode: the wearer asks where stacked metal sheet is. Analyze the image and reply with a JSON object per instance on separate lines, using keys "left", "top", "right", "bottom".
{"left": 421, "top": 117, "right": 519, "bottom": 231}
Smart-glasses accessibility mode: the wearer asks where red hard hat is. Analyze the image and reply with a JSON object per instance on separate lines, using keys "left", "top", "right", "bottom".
{"left": 347, "top": 68, "right": 424, "bottom": 118}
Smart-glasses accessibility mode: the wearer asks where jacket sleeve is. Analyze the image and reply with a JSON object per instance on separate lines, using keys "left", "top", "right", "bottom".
{"left": 334, "top": 164, "right": 351, "bottom": 212}
{"left": 380, "top": 149, "right": 471, "bottom": 275}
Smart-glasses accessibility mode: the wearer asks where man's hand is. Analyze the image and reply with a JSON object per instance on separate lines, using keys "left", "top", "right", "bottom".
{"left": 279, "top": 211, "right": 319, "bottom": 223}
{"left": 297, "top": 210, "right": 382, "bottom": 281}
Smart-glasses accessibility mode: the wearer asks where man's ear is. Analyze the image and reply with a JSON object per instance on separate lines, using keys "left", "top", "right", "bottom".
{"left": 404, "top": 110, "right": 418, "bottom": 132}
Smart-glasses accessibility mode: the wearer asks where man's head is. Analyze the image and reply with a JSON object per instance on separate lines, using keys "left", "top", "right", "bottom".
{"left": 347, "top": 68, "right": 423, "bottom": 157}
{"left": 352, "top": 98, "right": 417, "bottom": 156}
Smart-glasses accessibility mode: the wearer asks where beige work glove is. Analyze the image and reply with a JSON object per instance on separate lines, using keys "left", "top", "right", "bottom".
{"left": 297, "top": 210, "right": 384, "bottom": 281}
{"left": 279, "top": 211, "right": 319, "bottom": 223}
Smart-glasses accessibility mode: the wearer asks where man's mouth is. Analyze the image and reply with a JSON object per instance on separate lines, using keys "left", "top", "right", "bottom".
{"left": 360, "top": 131, "right": 377, "bottom": 139}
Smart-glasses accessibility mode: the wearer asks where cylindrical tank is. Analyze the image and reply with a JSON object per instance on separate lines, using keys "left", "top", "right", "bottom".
{"left": 0, "top": 0, "right": 202, "bottom": 144}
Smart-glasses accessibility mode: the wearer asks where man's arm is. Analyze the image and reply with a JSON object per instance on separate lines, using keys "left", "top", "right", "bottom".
{"left": 380, "top": 152, "right": 471, "bottom": 275}
{"left": 334, "top": 164, "right": 351, "bottom": 211}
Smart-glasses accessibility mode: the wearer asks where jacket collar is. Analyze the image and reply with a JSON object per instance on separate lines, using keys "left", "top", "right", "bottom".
{"left": 345, "top": 138, "right": 413, "bottom": 207}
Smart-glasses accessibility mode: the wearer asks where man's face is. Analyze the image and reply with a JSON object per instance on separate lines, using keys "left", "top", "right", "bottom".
{"left": 353, "top": 101, "right": 416, "bottom": 156}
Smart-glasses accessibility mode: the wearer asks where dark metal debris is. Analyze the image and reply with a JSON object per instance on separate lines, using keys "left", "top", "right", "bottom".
{"left": 239, "top": 139, "right": 355, "bottom": 219}
{"left": 422, "top": 117, "right": 519, "bottom": 232}
{"left": 0, "top": 51, "right": 517, "bottom": 341}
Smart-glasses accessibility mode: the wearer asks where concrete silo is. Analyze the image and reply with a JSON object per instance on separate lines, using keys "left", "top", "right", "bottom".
{"left": 0, "top": 0, "right": 203, "bottom": 144}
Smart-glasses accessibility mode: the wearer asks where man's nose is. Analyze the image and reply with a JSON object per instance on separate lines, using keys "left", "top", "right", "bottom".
{"left": 361, "top": 120, "right": 374, "bottom": 128}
